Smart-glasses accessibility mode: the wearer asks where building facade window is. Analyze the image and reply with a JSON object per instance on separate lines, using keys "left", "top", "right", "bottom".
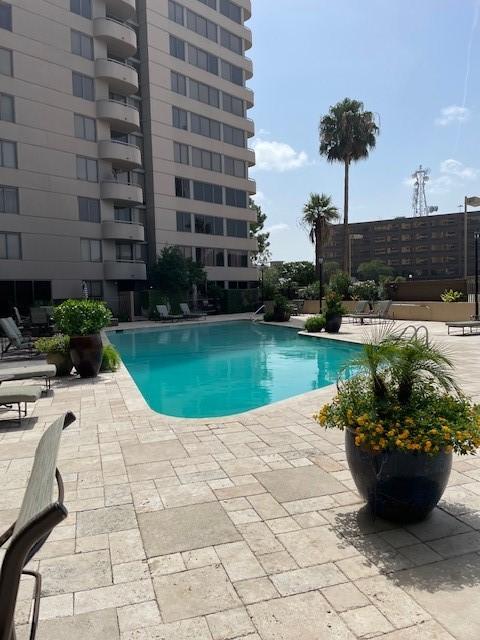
{"left": 198, "top": 0, "right": 216, "bottom": 8}
{"left": 115, "top": 207, "right": 136, "bottom": 223}
{"left": 172, "top": 106, "right": 188, "bottom": 130}
{"left": 226, "top": 218, "right": 248, "bottom": 238}
{"left": 0, "top": 139, "right": 16, "bottom": 168}
{"left": 84, "top": 280, "right": 103, "bottom": 298}
{"left": 71, "top": 30, "right": 94, "bottom": 59}
{"left": 187, "top": 43, "right": 218, "bottom": 75}
{"left": 0, "top": 48, "right": 12, "bottom": 76}
{"left": 176, "top": 211, "right": 192, "bottom": 232}
{"left": 0, "top": 93, "right": 14, "bottom": 122}
{"left": 189, "top": 78, "right": 219, "bottom": 107}
{"left": 72, "top": 72, "right": 95, "bottom": 101}
{"left": 186, "top": 8, "right": 217, "bottom": 41}
{"left": 220, "top": 59, "right": 243, "bottom": 85}
{"left": 169, "top": 35, "right": 185, "bottom": 60}
{"left": 171, "top": 71, "right": 187, "bottom": 96}
{"left": 193, "top": 180, "right": 222, "bottom": 204}
{"left": 220, "top": 27, "right": 242, "bottom": 54}
{"left": 192, "top": 147, "right": 222, "bottom": 172}
{"left": 76, "top": 155, "right": 98, "bottom": 182}
{"left": 223, "top": 123, "right": 245, "bottom": 147}
{"left": 225, "top": 187, "right": 246, "bottom": 208}
{"left": 78, "top": 197, "right": 100, "bottom": 222}
{"left": 224, "top": 156, "right": 245, "bottom": 177}
{"left": 70, "top": 0, "right": 91, "bottom": 18}
{"left": 116, "top": 241, "right": 143, "bottom": 261}
{"left": 0, "top": 185, "right": 18, "bottom": 214}
{"left": 176, "top": 245, "right": 192, "bottom": 258}
{"left": 81, "top": 238, "right": 102, "bottom": 262}
{"left": 190, "top": 113, "right": 221, "bottom": 139}
{"left": 222, "top": 92, "right": 244, "bottom": 116}
{"left": 0, "top": 231, "right": 20, "bottom": 259}
{"left": 219, "top": 0, "right": 242, "bottom": 23}
{"left": 74, "top": 113, "right": 96, "bottom": 141}
{"left": 0, "top": 2, "right": 12, "bottom": 30}
{"left": 174, "top": 142, "right": 189, "bottom": 164}
{"left": 196, "top": 247, "right": 224, "bottom": 267}
{"left": 175, "top": 177, "right": 190, "bottom": 198}
{"left": 168, "top": 0, "right": 184, "bottom": 24}
{"left": 227, "top": 250, "right": 248, "bottom": 267}
{"left": 194, "top": 214, "right": 223, "bottom": 235}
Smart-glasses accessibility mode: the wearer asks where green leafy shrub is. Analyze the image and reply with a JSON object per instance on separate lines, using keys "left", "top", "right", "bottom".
{"left": 263, "top": 311, "right": 275, "bottom": 322}
{"left": 329, "top": 271, "right": 352, "bottom": 299}
{"left": 305, "top": 315, "right": 325, "bottom": 332}
{"left": 263, "top": 295, "right": 291, "bottom": 322}
{"left": 441, "top": 289, "right": 464, "bottom": 303}
{"left": 349, "top": 280, "right": 379, "bottom": 302}
{"left": 54, "top": 300, "right": 112, "bottom": 336}
{"left": 35, "top": 334, "right": 70, "bottom": 354}
{"left": 325, "top": 291, "right": 346, "bottom": 319}
{"left": 101, "top": 344, "right": 121, "bottom": 372}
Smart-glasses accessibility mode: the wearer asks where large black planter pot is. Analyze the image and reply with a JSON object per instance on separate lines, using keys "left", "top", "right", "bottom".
{"left": 46, "top": 352, "right": 73, "bottom": 377}
{"left": 325, "top": 314, "right": 342, "bottom": 333}
{"left": 345, "top": 429, "right": 452, "bottom": 523}
{"left": 70, "top": 334, "right": 103, "bottom": 378}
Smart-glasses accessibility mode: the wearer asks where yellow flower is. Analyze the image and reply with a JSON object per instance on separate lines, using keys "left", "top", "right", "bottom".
{"left": 399, "top": 430, "right": 410, "bottom": 440}
{"left": 445, "top": 445, "right": 453, "bottom": 454}
{"left": 387, "top": 430, "right": 395, "bottom": 437}
{"left": 405, "top": 417, "right": 414, "bottom": 426}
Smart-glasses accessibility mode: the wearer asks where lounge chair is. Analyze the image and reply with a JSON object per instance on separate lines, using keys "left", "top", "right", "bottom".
{"left": 344, "top": 300, "right": 370, "bottom": 323}
{"left": 446, "top": 320, "right": 480, "bottom": 336}
{"left": 156, "top": 305, "right": 182, "bottom": 322}
{"left": 0, "top": 412, "right": 75, "bottom": 639}
{"left": 180, "top": 303, "right": 207, "bottom": 320}
{"left": 0, "top": 384, "right": 43, "bottom": 422}
{"left": 349, "top": 300, "right": 392, "bottom": 324}
{"left": 0, "top": 317, "right": 35, "bottom": 357}
{"left": 0, "top": 363, "right": 56, "bottom": 388}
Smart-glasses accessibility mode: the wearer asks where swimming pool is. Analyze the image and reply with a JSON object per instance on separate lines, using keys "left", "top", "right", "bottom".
{"left": 108, "top": 321, "right": 361, "bottom": 418}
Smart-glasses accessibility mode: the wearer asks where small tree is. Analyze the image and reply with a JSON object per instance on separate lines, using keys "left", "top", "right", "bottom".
{"left": 149, "top": 246, "right": 206, "bottom": 297}
{"left": 279, "top": 261, "right": 316, "bottom": 287}
{"left": 329, "top": 271, "right": 352, "bottom": 299}
{"left": 249, "top": 198, "right": 271, "bottom": 264}
{"left": 357, "top": 259, "right": 393, "bottom": 283}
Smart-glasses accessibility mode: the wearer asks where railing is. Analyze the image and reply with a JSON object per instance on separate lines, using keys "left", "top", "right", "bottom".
{"left": 396, "top": 324, "right": 430, "bottom": 345}
{"left": 102, "top": 98, "right": 139, "bottom": 111}
{"left": 101, "top": 138, "right": 141, "bottom": 150}
{"left": 103, "top": 15, "right": 136, "bottom": 31}
{"left": 97, "top": 57, "right": 136, "bottom": 70}
{"left": 251, "top": 305, "right": 264, "bottom": 322}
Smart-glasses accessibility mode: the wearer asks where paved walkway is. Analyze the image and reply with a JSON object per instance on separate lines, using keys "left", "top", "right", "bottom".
{"left": 1, "top": 318, "right": 480, "bottom": 639}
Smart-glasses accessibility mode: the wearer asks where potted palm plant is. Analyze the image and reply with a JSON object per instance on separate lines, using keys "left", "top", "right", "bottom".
{"left": 324, "top": 290, "right": 345, "bottom": 333}
{"left": 35, "top": 335, "right": 72, "bottom": 377}
{"left": 53, "top": 300, "right": 112, "bottom": 378}
{"left": 315, "top": 331, "right": 480, "bottom": 522}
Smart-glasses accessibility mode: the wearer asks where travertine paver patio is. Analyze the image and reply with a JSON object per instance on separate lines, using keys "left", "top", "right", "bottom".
{"left": 1, "top": 318, "right": 480, "bottom": 639}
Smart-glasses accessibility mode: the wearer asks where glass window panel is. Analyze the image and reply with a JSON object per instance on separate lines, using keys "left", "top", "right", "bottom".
{"left": 220, "top": 0, "right": 241, "bottom": 23}
{"left": 70, "top": 0, "right": 91, "bottom": 18}
{"left": 0, "top": 140, "right": 16, "bottom": 167}
{"left": 168, "top": 0, "right": 184, "bottom": 24}
{"left": 169, "top": 35, "right": 185, "bottom": 60}
{"left": 171, "top": 71, "right": 187, "bottom": 95}
{"left": 0, "top": 93, "right": 13, "bottom": 121}
{"left": 172, "top": 107, "right": 188, "bottom": 130}
{"left": 0, "top": 186, "right": 18, "bottom": 213}
{"left": 0, "top": 47, "right": 12, "bottom": 75}
{"left": 0, "top": 2, "right": 12, "bottom": 30}
{"left": 6, "top": 232, "right": 20, "bottom": 258}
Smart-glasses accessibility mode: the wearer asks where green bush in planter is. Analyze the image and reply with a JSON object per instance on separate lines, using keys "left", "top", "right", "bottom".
{"left": 305, "top": 315, "right": 326, "bottom": 333}
{"left": 101, "top": 344, "right": 121, "bottom": 372}
{"left": 35, "top": 334, "right": 70, "bottom": 354}
{"left": 54, "top": 300, "right": 112, "bottom": 336}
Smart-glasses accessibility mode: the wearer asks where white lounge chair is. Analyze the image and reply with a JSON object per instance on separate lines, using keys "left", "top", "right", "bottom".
{"left": 0, "top": 363, "right": 56, "bottom": 388}
{"left": 156, "top": 305, "right": 182, "bottom": 322}
{"left": 180, "top": 303, "right": 207, "bottom": 320}
{"left": 0, "top": 384, "right": 43, "bottom": 423}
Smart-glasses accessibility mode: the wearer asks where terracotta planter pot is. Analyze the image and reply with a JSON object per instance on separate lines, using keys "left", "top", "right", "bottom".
{"left": 345, "top": 429, "right": 452, "bottom": 523}
{"left": 46, "top": 352, "right": 73, "bottom": 377}
{"left": 70, "top": 334, "right": 103, "bottom": 378}
{"left": 325, "top": 315, "right": 342, "bottom": 333}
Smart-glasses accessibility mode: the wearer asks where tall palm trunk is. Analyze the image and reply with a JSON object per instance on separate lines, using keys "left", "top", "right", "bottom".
{"left": 315, "top": 222, "right": 323, "bottom": 312}
{"left": 343, "top": 159, "right": 350, "bottom": 273}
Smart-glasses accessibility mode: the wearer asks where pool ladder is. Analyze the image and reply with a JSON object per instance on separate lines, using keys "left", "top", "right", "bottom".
{"left": 397, "top": 324, "right": 430, "bottom": 345}
{"left": 251, "top": 305, "right": 265, "bottom": 322}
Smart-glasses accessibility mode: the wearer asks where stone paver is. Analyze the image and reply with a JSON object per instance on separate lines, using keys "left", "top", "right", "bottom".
{"left": 3, "top": 318, "right": 480, "bottom": 639}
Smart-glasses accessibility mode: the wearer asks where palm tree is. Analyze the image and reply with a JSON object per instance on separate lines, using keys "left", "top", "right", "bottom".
{"left": 319, "top": 98, "right": 379, "bottom": 272}
{"left": 302, "top": 193, "right": 339, "bottom": 310}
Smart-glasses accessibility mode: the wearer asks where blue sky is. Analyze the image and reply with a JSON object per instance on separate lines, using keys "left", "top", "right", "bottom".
{"left": 248, "top": 0, "right": 480, "bottom": 261}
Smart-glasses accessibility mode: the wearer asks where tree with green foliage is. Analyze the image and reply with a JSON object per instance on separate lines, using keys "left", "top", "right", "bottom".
{"left": 301, "top": 193, "right": 339, "bottom": 303}
{"left": 325, "top": 261, "right": 341, "bottom": 282}
{"left": 149, "top": 246, "right": 206, "bottom": 296}
{"left": 329, "top": 271, "right": 352, "bottom": 300}
{"left": 279, "top": 261, "right": 316, "bottom": 287}
{"left": 357, "top": 259, "right": 393, "bottom": 283}
{"left": 249, "top": 198, "right": 270, "bottom": 264}
{"left": 319, "top": 98, "right": 379, "bottom": 272}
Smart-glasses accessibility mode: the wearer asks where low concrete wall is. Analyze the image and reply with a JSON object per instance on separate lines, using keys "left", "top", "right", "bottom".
{"left": 389, "top": 302, "right": 475, "bottom": 322}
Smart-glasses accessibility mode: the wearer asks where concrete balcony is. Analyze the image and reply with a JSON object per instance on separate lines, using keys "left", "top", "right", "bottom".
{"left": 95, "top": 58, "right": 138, "bottom": 95}
{"left": 243, "top": 56, "right": 253, "bottom": 80}
{"left": 244, "top": 87, "right": 254, "bottom": 109}
{"left": 101, "top": 180, "right": 143, "bottom": 205}
{"left": 243, "top": 26, "right": 252, "bottom": 50}
{"left": 98, "top": 139, "right": 142, "bottom": 170}
{"left": 93, "top": 18, "right": 137, "bottom": 58}
{"left": 102, "top": 220, "right": 144, "bottom": 242}
{"left": 96, "top": 99, "right": 140, "bottom": 133}
{"left": 246, "top": 147, "right": 255, "bottom": 167}
{"left": 105, "top": 0, "right": 136, "bottom": 21}
{"left": 104, "top": 260, "right": 146, "bottom": 281}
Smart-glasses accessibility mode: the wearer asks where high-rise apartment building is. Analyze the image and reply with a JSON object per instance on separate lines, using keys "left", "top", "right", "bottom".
{"left": 0, "top": 0, "right": 256, "bottom": 313}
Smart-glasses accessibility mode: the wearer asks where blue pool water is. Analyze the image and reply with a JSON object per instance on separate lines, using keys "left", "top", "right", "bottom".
{"left": 108, "top": 322, "right": 361, "bottom": 418}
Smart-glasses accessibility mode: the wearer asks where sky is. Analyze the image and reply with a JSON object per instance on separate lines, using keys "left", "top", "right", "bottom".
{"left": 248, "top": 0, "right": 480, "bottom": 262}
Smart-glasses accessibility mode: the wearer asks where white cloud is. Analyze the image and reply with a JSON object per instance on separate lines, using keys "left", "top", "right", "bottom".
{"left": 251, "top": 191, "right": 267, "bottom": 205}
{"left": 257, "top": 128, "right": 271, "bottom": 136}
{"left": 434, "top": 105, "right": 471, "bottom": 126}
{"left": 251, "top": 138, "right": 309, "bottom": 172}
{"left": 265, "top": 223, "right": 289, "bottom": 233}
{"left": 440, "top": 158, "right": 478, "bottom": 180}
